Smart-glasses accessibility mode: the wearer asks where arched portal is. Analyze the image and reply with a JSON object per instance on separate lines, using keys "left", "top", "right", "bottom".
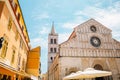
{"left": 94, "top": 64, "right": 103, "bottom": 70}
{"left": 94, "top": 64, "right": 112, "bottom": 80}
{"left": 94, "top": 64, "right": 104, "bottom": 80}
{"left": 65, "top": 67, "right": 77, "bottom": 76}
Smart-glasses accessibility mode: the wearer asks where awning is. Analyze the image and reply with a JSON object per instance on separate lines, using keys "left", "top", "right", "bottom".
{"left": 0, "top": 62, "right": 31, "bottom": 78}
{"left": 63, "top": 68, "right": 112, "bottom": 80}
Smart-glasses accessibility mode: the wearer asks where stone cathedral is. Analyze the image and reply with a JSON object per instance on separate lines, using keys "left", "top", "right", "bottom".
{"left": 47, "top": 19, "right": 120, "bottom": 80}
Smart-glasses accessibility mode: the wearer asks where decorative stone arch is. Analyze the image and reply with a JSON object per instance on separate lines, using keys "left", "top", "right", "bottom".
{"left": 92, "top": 60, "right": 113, "bottom": 80}
{"left": 94, "top": 64, "right": 103, "bottom": 70}
{"left": 65, "top": 67, "right": 78, "bottom": 76}
{"left": 91, "top": 59, "right": 109, "bottom": 70}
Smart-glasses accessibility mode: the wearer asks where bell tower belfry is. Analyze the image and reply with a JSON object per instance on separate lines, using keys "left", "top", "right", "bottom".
{"left": 48, "top": 22, "right": 58, "bottom": 68}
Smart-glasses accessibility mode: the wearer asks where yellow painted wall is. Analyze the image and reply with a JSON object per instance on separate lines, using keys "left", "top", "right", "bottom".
{"left": 15, "top": 0, "right": 30, "bottom": 43}
{"left": 0, "top": 0, "right": 29, "bottom": 72}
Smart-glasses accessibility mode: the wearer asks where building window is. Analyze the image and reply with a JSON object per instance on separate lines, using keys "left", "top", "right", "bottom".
{"left": 22, "top": 26, "right": 24, "bottom": 31}
{"left": 15, "top": 31, "right": 19, "bottom": 41}
{"left": 22, "top": 59, "right": 24, "bottom": 70}
{"left": 18, "top": 55, "right": 21, "bottom": 66}
{"left": 17, "top": 13, "right": 20, "bottom": 21}
{"left": 14, "top": 3, "right": 17, "bottom": 12}
{"left": 50, "top": 57, "right": 53, "bottom": 61}
{"left": 22, "top": 59, "right": 26, "bottom": 71}
{"left": 20, "top": 39, "right": 23, "bottom": 49}
{"left": 50, "top": 39, "right": 53, "bottom": 44}
{"left": 54, "top": 39, "right": 56, "bottom": 44}
{"left": 11, "top": 50, "right": 15, "bottom": 64}
{"left": 17, "top": 54, "right": 21, "bottom": 71}
{"left": 54, "top": 48, "right": 56, "bottom": 53}
{"left": 50, "top": 48, "right": 53, "bottom": 53}
{"left": 10, "top": 0, "right": 13, "bottom": 3}
{"left": 8, "top": 17, "right": 12, "bottom": 30}
{"left": 1, "top": 39, "right": 8, "bottom": 58}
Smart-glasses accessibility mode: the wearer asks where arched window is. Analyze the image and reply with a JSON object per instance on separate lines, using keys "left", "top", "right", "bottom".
{"left": 54, "top": 39, "right": 56, "bottom": 44}
{"left": 50, "top": 57, "right": 53, "bottom": 60}
{"left": 50, "top": 48, "right": 53, "bottom": 53}
{"left": 54, "top": 48, "right": 56, "bottom": 53}
{"left": 94, "top": 64, "right": 103, "bottom": 70}
{"left": 50, "top": 39, "right": 53, "bottom": 44}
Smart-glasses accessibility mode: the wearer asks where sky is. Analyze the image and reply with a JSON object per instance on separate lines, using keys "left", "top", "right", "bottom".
{"left": 19, "top": 0, "right": 120, "bottom": 74}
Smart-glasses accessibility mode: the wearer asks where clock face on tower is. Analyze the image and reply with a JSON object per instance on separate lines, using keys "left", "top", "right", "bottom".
{"left": 90, "top": 36, "right": 101, "bottom": 47}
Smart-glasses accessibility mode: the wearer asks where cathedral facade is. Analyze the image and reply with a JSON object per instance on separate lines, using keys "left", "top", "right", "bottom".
{"left": 48, "top": 19, "right": 120, "bottom": 80}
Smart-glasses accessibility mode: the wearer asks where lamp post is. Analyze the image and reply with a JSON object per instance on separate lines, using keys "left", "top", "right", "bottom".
{"left": 0, "top": 37, "right": 4, "bottom": 49}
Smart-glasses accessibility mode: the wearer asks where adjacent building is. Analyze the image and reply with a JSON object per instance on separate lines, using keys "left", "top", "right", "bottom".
{"left": 48, "top": 19, "right": 120, "bottom": 80}
{"left": 48, "top": 54, "right": 59, "bottom": 80}
{"left": 27, "top": 46, "right": 41, "bottom": 80}
{"left": 0, "top": 0, "right": 41, "bottom": 80}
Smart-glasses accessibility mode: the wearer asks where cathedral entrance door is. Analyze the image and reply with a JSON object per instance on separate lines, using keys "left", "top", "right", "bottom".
{"left": 94, "top": 64, "right": 105, "bottom": 80}
{"left": 95, "top": 77, "right": 104, "bottom": 80}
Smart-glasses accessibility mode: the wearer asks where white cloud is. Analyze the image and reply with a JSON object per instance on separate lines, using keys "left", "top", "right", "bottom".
{"left": 32, "top": 13, "right": 50, "bottom": 20}
{"left": 30, "top": 25, "right": 50, "bottom": 49}
{"left": 39, "top": 27, "right": 50, "bottom": 35}
{"left": 74, "top": 1, "right": 120, "bottom": 29}
{"left": 31, "top": 37, "right": 48, "bottom": 49}
{"left": 40, "top": 13, "right": 49, "bottom": 19}
{"left": 62, "top": 22, "right": 77, "bottom": 29}
{"left": 59, "top": 33, "right": 70, "bottom": 44}
{"left": 62, "top": 16, "right": 85, "bottom": 29}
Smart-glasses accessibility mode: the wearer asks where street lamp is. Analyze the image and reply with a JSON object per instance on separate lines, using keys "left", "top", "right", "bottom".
{"left": 0, "top": 37, "right": 4, "bottom": 49}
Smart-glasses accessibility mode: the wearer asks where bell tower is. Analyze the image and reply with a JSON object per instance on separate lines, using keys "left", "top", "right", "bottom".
{"left": 48, "top": 22, "right": 58, "bottom": 68}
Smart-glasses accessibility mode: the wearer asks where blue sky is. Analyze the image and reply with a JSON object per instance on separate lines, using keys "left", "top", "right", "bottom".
{"left": 19, "top": 0, "right": 120, "bottom": 74}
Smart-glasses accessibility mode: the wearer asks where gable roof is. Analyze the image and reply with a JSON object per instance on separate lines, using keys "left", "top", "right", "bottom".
{"left": 74, "top": 18, "right": 112, "bottom": 32}
{"left": 60, "top": 18, "right": 112, "bottom": 46}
